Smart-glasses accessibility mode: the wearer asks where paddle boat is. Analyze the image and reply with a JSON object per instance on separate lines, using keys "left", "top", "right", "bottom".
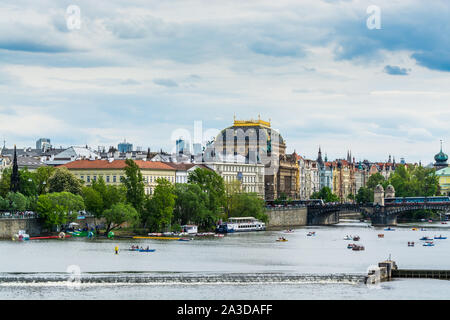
{"left": 138, "top": 248, "right": 156, "bottom": 252}
{"left": 411, "top": 228, "right": 418, "bottom": 231}
{"left": 307, "top": 232, "right": 316, "bottom": 237}
{"left": 352, "top": 245, "right": 365, "bottom": 251}
{"left": 276, "top": 237, "right": 288, "bottom": 242}
{"left": 423, "top": 242, "right": 435, "bottom": 247}
{"left": 178, "top": 238, "right": 191, "bottom": 241}
{"left": 434, "top": 235, "right": 447, "bottom": 240}
{"left": 420, "top": 236, "right": 433, "bottom": 241}
{"left": 407, "top": 241, "right": 415, "bottom": 247}
{"left": 378, "top": 234, "right": 384, "bottom": 238}
{"left": 284, "top": 229, "right": 294, "bottom": 234}
{"left": 384, "top": 227, "right": 395, "bottom": 231}
{"left": 353, "top": 236, "right": 360, "bottom": 241}
{"left": 343, "top": 235, "right": 352, "bottom": 240}
{"left": 12, "top": 230, "right": 29, "bottom": 241}
{"left": 347, "top": 243, "right": 355, "bottom": 249}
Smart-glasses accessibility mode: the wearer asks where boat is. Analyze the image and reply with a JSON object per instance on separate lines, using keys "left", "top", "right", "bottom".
{"left": 378, "top": 234, "right": 384, "bottom": 238}
{"left": 352, "top": 245, "right": 365, "bottom": 251}
{"left": 29, "top": 234, "right": 72, "bottom": 240}
{"left": 347, "top": 244, "right": 355, "bottom": 249}
{"left": 216, "top": 217, "right": 266, "bottom": 233}
{"left": 276, "top": 237, "right": 288, "bottom": 242}
{"left": 343, "top": 235, "right": 352, "bottom": 240}
{"left": 181, "top": 225, "right": 198, "bottom": 234}
{"left": 307, "top": 232, "right": 316, "bottom": 236}
{"left": 423, "top": 242, "right": 435, "bottom": 247}
{"left": 428, "top": 219, "right": 433, "bottom": 223}
{"left": 12, "top": 230, "right": 30, "bottom": 241}
{"left": 138, "top": 249, "right": 156, "bottom": 252}
{"left": 411, "top": 228, "right": 418, "bottom": 231}
{"left": 441, "top": 222, "right": 447, "bottom": 225}
{"left": 384, "top": 227, "right": 395, "bottom": 231}
{"left": 214, "top": 234, "right": 224, "bottom": 238}
{"left": 408, "top": 242, "right": 415, "bottom": 247}
{"left": 178, "top": 238, "right": 191, "bottom": 241}
{"left": 420, "top": 236, "right": 433, "bottom": 241}
{"left": 284, "top": 229, "right": 294, "bottom": 233}
{"left": 353, "top": 236, "right": 360, "bottom": 241}
{"left": 434, "top": 236, "right": 447, "bottom": 239}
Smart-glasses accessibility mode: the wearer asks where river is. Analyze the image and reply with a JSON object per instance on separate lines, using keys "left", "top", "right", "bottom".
{"left": 1, "top": 220, "right": 449, "bottom": 299}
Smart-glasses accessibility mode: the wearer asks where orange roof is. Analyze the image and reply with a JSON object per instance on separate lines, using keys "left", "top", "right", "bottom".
{"left": 58, "top": 159, "right": 175, "bottom": 171}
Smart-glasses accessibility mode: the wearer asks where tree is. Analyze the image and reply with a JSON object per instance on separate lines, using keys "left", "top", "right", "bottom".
{"left": 356, "top": 187, "right": 373, "bottom": 204}
{"left": 224, "top": 180, "right": 242, "bottom": 218}
{"left": 229, "top": 193, "right": 268, "bottom": 223}
{"left": 18, "top": 168, "right": 37, "bottom": 197}
{"left": 0, "top": 167, "right": 11, "bottom": 197}
{"left": 47, "top": 167, "right": 83, "bottom": 195}
{"left": 173, "top": 183, "right": 212, "bottom": 229}
{"left": 122, "top": 159, "right": 145, "bottom": 213}
{"left": 188, "top": 168, "right": 225, "bottom": 215}
{"left": 6, "top": 192, "right": 27, "bottom": 212}
{"left": 387, "top": 165, "right": 439, "bottom": 197}
{"left": 143, "top": 178, "right": 177, "bottom": 232}
{"left": 310, "top": 187, "right": 340, "bottom": 203}
{"left": 103, "top": 202, "right": 139, "bottom": 235}
{"left": 34, "top": 166, "right": 55, "bottom": 195}
{"left": 81, "top": 187, "right": 104, "bottom": 218}
{"left": 367, "top": 173, "right": 387, "bottom": 189}
{"left": 36, "top": 192, "right": 85, "bottom": 228}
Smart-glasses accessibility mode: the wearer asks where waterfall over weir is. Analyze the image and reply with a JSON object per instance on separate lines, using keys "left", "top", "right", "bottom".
{"left": 0, "top": 272, "right": 366, "bottom": 285}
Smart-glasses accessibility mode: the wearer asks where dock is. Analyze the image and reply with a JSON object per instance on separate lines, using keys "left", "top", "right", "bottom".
{"left": 366, "top": 260, "right": 450, "bottom": 283}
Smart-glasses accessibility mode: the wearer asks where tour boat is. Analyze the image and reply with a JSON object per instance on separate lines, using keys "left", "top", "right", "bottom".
{"left": 216, "top": 217, "right": 266, "bottom": 233}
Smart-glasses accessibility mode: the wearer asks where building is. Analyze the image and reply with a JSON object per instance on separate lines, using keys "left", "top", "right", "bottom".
{"left": 59, "top": 159, "right": 176, "bottom": 195}
{"left": 176, "top": 138, "right": 190, "bottom": 155}
{"left": 166, "top": 163, "right": 211, "bottom": 184}
{"left": 118, "top": 140, "right": 133, "bottom": 153}
{"left": 36, "top": 138, "right": 51, "bottom": 151}
{"left": 434, "top": 141, "right": 448, "bottom": 171}
{"left": 332, "top": 159, "right": 355, "bottom": 202}
{"left": 45, "top": 146, "right": 99, "bottom": 166}
{"left": 436, "top": 167, "right": 450, "bottom": 196}
{"left": 192, "top": 143, "right": 203, "bottom": 156}
{"left": 206, "top": 161, "right": 265, "bottom": 198}
{"left": 317, "top": 147, "right": 333, "bottom": 193}
{"left": 212, "top": 117, "right": 298, "bottom": 200}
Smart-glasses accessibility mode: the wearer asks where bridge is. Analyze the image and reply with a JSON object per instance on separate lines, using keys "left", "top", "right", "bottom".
{"left": 306, "top": 202, "right": 450, "bottom": 226}
{"left": 271, "top": 184, "right": 450, "bottom": 226}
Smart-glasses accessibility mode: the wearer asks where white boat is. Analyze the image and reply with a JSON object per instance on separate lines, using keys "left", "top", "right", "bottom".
{"left": 181, "top": 225, "right": 198, "bottom": 234}
{"left": 216, "top": 217, "right": 266, "bottom": 233}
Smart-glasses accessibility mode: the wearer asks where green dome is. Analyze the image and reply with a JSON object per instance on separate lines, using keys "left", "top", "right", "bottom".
{"left": 434, "top": 149, "right": 448, "bottom": 163}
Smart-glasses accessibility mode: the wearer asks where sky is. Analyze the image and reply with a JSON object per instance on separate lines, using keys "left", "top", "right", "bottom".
{"left": 0, "top": 0, "right": 449, "bottom": 164}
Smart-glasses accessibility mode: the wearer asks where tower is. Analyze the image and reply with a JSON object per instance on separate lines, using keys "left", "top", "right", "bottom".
{"left": 10, "top": 145, "right": 20, "bottom": 193}
{"left": 374, "top": 184, "right": 385, "bottom": 206}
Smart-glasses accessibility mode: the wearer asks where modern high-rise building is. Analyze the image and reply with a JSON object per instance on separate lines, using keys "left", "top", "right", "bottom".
{"left": 36, "top": 138, "right": 51, "bottom": 150}
{"left": 118, "top": 140, "right": 133, "bottom": 153}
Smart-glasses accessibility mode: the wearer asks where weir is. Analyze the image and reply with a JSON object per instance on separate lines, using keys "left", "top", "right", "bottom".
{"left": 0, "top": 272, "right": 366, "bottom": 285}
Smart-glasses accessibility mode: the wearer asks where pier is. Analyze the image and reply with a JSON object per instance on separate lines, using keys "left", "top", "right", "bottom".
{"left": 366, "top": 260, "right": 450, "bottom": 283}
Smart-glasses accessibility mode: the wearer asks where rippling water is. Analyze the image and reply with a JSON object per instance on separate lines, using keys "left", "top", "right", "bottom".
{"left": 1, "top": 220, "right": 450, "bottom": 299}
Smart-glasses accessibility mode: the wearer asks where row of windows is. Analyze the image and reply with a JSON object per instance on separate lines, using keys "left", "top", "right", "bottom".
{"left": 219, "top": 165, "right": 259, "bottom": 173}
{"left": 224, "top": 175, "right": 259, "bottom": 183}
{"left": 78, "top": 174, "right": 174, "bottom": 184}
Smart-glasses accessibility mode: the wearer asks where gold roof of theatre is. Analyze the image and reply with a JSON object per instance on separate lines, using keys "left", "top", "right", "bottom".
{"left": 233, "top": 119, "right": 271, "bottom": 128}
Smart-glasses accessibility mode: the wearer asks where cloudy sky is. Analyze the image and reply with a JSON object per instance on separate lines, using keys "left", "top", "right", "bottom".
{"left": 0, "top": 0, "right": 449, "bottom": 163}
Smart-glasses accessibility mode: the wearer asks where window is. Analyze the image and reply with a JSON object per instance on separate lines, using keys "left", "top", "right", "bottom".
{"left": 87, "top": 176, "right": 91, "bottom": 183}
{"left": 80, "top": 176, "right": 84, "bottom": 180}
{"left": 113, "top": 176, "right": 117, "bottom": 183}
{"left": 93, "top": 176, "right": 97, "bottom": 182}
{"left": 106, "top": 176, "right": 110, "bottom": 183}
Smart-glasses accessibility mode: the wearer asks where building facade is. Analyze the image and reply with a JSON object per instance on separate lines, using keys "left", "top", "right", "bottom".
{"left": 59, "top": 159, "right": 176, "bottom": 195}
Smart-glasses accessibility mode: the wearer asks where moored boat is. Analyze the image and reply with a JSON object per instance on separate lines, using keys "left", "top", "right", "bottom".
{"left": 216, "top": 217, "right": 266, "bottom": 233}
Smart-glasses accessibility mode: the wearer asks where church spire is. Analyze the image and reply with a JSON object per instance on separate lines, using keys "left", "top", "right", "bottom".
{"left": 10, "top": 145, "right": 20, "bottom": 193}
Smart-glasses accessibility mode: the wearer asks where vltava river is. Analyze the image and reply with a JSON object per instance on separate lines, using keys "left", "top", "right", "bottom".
{"left": 1, "top": 220, "right": 449, "bottom": 299}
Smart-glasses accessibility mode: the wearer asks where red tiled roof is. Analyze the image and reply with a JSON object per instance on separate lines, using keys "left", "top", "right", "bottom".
{"left": 58, "top": 159, "right": 175, "bottom": 170}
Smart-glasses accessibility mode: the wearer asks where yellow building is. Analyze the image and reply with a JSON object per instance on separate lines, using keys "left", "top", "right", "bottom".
{"left": 436, "top": 167, "right": 450, "bottom": 196}
{"left": 59, "top": 159, "right": 176, "bottom": 195}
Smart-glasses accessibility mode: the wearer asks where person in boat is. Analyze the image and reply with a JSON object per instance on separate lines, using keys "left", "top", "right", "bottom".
{"left": 146, "top": 246, "right": 150, "bottom": 250}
